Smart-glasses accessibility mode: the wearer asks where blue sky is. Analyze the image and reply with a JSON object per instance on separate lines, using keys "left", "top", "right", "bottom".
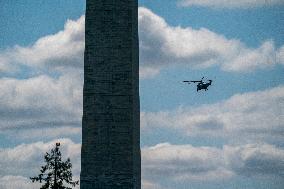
{"left": 0, "top": 1, "right": 283, "bottom": 189}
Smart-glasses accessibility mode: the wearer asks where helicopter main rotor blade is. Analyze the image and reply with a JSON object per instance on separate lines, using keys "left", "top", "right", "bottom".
{"left": 183, "top": 80, "right": 202, "bottom": 83}
{"left": 189, "top": 80, "right": 202, "bottom": 83}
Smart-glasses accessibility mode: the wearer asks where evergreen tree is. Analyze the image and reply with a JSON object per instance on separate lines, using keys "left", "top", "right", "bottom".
{"left": 30, "top": 142, "right": 79, "bottom": 189}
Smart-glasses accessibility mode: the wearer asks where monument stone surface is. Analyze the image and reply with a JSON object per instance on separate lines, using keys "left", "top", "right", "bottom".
{"left": 80, "top": 0, "right": 140, "bottom": 188}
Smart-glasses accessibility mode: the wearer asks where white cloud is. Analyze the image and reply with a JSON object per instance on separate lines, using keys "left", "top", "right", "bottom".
{"left": 178, "top": 0, "right": 284, "bottom": 9}
{"left": 0, "top": 15, "right": 85, "bottom": 73}
{"left": 0, "top": 138, "right": 80, "bottom": 178}
{"left": 142, "top": 143, "right": 233, "bottom": 181}
{"left": 0, "top": 139, "right": 81, "bottom": 189}
{"left": 0, "top": 175, "right": 80, "bottom": 189}
{"left": 141, "top": 85, "right": 284, "bottom": 144}
{"left": 0, "top": 16, "right": 84, "bottom": 137}
{"left": 0, "top": 139, "right": 156, "bottom": 189}
{"left": 225, "top": 143, "right": 284, "bottom": 177}
{"left": 142, "top": 142, "right": 284, "bottom": 185}
{"left": 139, "top": 7, "right": 284, "bottom": 76}
{"left": 277, "top": 45, "right": 284, "bottom": 63}
{"left": 0, "top": 175, "right": 41, "bottom": 189}
{"left": 1, "top": 139, "right": 283, "bottom": 188}
{"left": 0, "top": 72, "right": 82, "bottom": 132}
{"left": 1, "top": 8, "right": 283, "bottom": 78}
{"left": 3, "top": 126, "right": 81, "bottom": 142}
{"left": 140, "top": 67, "right": 161, "bottom": 79}
{"left": 142, "top": 180, "right": 163, "bottom": 189}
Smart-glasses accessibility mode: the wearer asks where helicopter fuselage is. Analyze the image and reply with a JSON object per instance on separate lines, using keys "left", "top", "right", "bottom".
{"left": 197, "top": 81, "right": 212, "bottom": 91}
{"left": 183, "top": 78, "right": 213, "bottom": 92}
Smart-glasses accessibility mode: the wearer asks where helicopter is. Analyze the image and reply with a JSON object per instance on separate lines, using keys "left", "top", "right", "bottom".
{"left": 183, "top": 77, "right": 213, "bottom": 92}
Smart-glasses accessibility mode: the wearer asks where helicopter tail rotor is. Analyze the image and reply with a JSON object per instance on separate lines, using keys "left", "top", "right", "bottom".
{"left": 208, "top": 79, "right": 213, "bottom": 85}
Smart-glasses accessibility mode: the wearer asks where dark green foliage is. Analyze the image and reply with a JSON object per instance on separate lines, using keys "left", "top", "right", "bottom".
{"left": 30, "top": 143, "right": 79, "bottom": 189}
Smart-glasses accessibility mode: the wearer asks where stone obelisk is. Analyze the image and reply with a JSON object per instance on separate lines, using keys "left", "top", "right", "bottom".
{"left": 80, "top": 0, "right": 140, "bottom": 188}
